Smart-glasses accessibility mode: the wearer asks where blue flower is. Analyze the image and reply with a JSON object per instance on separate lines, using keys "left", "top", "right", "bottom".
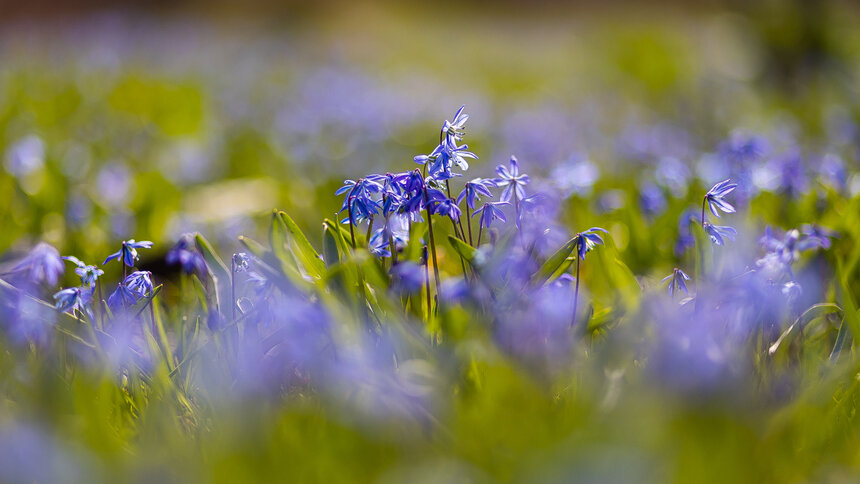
{"left": 103, "top": 239, "right": 153, "bottom": 267}
{"left": 12, "top": 243, "right": 65, "bottom": 287}
{"left": 414, "top": 106, "right": 477, "bottom": 180}
{"left": 427, "top": 189, "right": 461, "bottom": 220}
{"left": 661, "top": 268, "right": 691, "bottom": 297}
{"left": 440, "top": 105, "right": 469, "bottom": 148}
{"left": 574, "top": 227, "right": 608, "bottom": 259}
{"left": 53, "top": 287, "right": 91, "bottom": 313}
{"left": 473, "top": 201, "right": 508, "bottom": 229}
{"left": 62, "top": 256, "right": 104, "bottom": 287}
{"left": 337, "top": 178, "right": 382, "bottom": 224}
{"left": 166, "top": 234, "right": 207, "bottom": 275}
{"left": 704, "top": 223, "right": 737, "bottom": 246}
{"left": 456, "top": 178, "right": 494, "bottom": 210}
{"left": 232, "top": 253, "right": 251, "bottom": 272}
{"left": 125, "top": 271, "right": 154, "bottom": 297}
{"left": 368, "top": 228, "right": 392, "bottom": 258}
{"left": 704, "top": 179, "right": 737, "bottom": 218}
{"left": 494, "top": 156, "right": 529, "bottom": 203}
{"left": 108, "top": 284, "right": 141, "bottom": 309}
{"left": 759, "top": 225, "right": 832, "bottom": 265}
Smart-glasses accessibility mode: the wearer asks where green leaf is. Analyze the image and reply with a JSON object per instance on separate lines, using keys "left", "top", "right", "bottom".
{"left": 768, "top": 303, "right": 843, "bottom": 356}
{"left": 323, "top": 222, "right": 342, "bottom": 268}
{"left": 447, "top": 235, "right": 477, "bottom": 263}
{"left": 530, "top": 236, "right": 578, "bottom": 286}
{"left": 195, "top": 233, "right": 231, "bottom": 316}
{"left": 277, "top": 211, "right": 326, "bottom": 279}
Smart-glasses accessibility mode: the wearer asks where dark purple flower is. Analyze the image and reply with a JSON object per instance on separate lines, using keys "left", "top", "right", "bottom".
{"left": 574, "top": 227, "right": 608, "bottom": 259}
{"left": 166, "top": 234, "right": 207, "bottom": 275}
{"left": 53, "top": 287, "right": 92, "bottom": 313}
{"left": 103, "top": 239, "right": 153, "bottom": 267}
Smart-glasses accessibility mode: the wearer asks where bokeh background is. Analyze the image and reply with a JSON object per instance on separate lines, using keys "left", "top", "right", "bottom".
{"left": 2, "top": 0, "right": 858, "bottom": 265}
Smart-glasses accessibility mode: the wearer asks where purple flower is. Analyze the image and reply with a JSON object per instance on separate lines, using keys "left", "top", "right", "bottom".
{"left": 53, "top": 287, "right": 92, "bottom": 313}
{"left": 440, "top": 105, "right": 469, "bottom": 148}
{"left": 166, "top": 234, "right": 207, "bottom": 275}
{"left": 661, "top": 268, "right": 691, "bottom": 297}
{"left": 494, "top": 156, "right": 529, "bottom": 203}
{"left": 427, "top": 189, "right": 461, "bottom": 220}
{"left": 12, "top": 243, "right": 64, "bottom": 287}
{"left": 108, "top": 284, "right": 141, "bottom": 309}
{"left": 62, "top": 256, "right": 103, "bottom": 287}
{"left": 473, "top": 201, "right": 508, "bottom": 229}
{"left": 704, "top": 179, "right": 737, "bottom": 218}
{"left": 337, "top": 178, "right": 382, "bottom": 224}
{"left": 125, "top": 271, "right": 154, "bottom": 297}
{"left": 456, "top": 178, "right": 494, "bottom": 210}
{"left": 574, "top": 227, "right": 608, "bottom": 259}
{"left": 704, "top": 223, "right": 737, "bottom": 246}
{"left": 103, "top": 239, "right": 153, "bottom": 267}
{"left": 232, "top": 253, "right": 251, "bottom": 272}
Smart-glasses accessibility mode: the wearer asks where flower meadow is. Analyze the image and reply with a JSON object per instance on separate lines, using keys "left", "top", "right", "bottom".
{"left": 3, "top": 7, "right": 860, "bottom": 483}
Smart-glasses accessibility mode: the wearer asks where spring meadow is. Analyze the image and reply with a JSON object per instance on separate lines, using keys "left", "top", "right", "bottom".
{"left": 1, "top": 1, "right": 860, "bottom": 482}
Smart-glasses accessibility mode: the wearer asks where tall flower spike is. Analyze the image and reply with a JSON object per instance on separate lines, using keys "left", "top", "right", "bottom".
{"left": 103, "top": 239, "right": 153, "bottom": 267}
{"left": 661, "top": 268, "right": 691, "bottom": 297}
{"left": 495, "top": 156, "right": 529, "bottom": 203}
{"left": 704, "top": 179, "right": 737, "bottom": 218}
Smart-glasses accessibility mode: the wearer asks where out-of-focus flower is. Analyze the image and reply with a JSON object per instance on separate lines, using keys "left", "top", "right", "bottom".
{"left": 62, "top": 256, "right": 103, "bottom": 287}
{"left": 232, "top": 253, "right": 251, "bottom": 272}
{"left": 390, "top": 261, "right": 424, "bottom": 294}
{"left": 494, "top": 156, "right": 529, "bottom": 203}
{"left": 103, "top": 239, "right": 153, "bottom": 267}
{"left": 661, "top": 268, "right": 691, "bottom": 297}
{"left": 718, "top": 131, "right": 768, "bottom": 166}
{"left": 704, "top": 223, "right": 737, "bottom": 246}
{"left": 704, "top": 179, "right": 737, "bottom": 218}
{"left": 12, "top": 243, "right": 65, "bottom": 287}
{"left": 166, "top": 234, "right": 207, "bottom": 275}
{"left": 4, "top": 135, "right": 45, "bottom": 177}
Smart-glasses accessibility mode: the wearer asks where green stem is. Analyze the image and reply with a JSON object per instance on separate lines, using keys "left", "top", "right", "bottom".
{"left": 571, "top": 251, "right": 581, "bottom": 329}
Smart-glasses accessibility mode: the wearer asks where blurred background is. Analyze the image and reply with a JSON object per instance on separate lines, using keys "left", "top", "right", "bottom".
{"left": 1, "top": 0, "right": 858, "bottom": 271}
